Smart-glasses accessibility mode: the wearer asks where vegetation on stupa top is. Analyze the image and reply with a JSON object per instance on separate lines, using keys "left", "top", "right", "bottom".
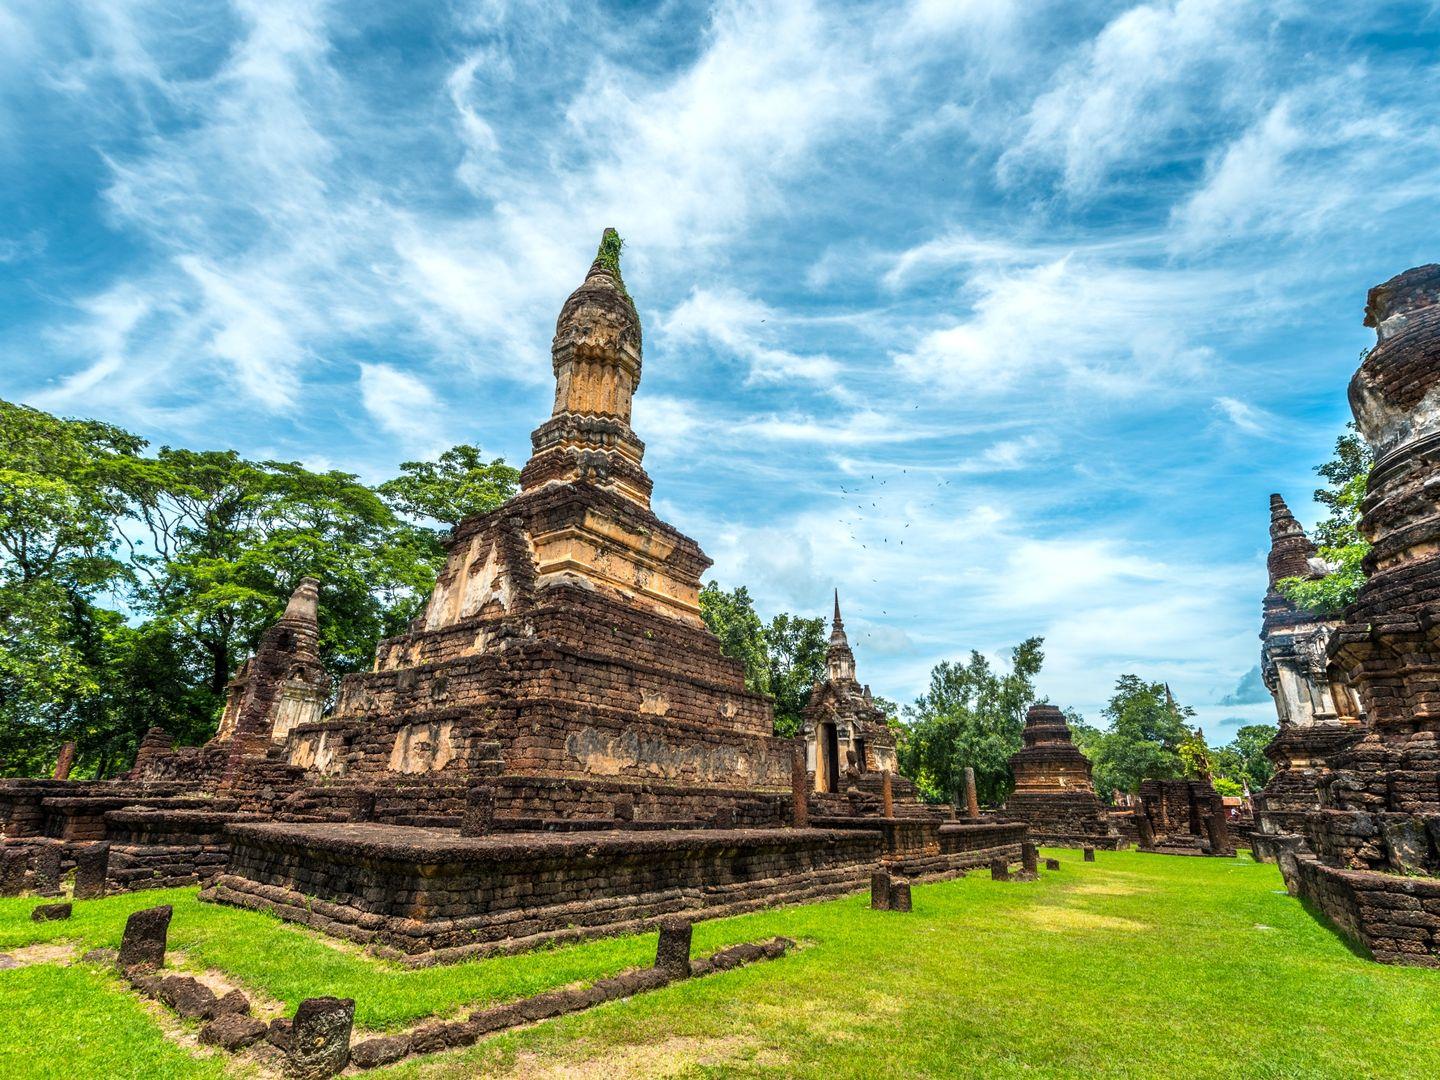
{"left": 0, "top": 397, "right": 518, "bottom": 779}
{"left": 594, "top": 227, "right": 633, "bottom": 306}
{"left": 1276, "top": 424, "right": 1372, "bottom": 615}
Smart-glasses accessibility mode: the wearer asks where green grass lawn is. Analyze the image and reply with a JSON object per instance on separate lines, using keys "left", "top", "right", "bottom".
{"left": 3, "top": 849, "right": 1438, "bottom": 1078}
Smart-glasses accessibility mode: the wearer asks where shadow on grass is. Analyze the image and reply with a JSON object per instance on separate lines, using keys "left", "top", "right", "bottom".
{"left": 1296, "top": 893, "right": 1373, "bottom": 962}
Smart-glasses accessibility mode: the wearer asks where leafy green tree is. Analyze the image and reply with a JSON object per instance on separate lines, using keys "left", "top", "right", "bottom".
{"left": 377, "top": 445, "right": 519, "bottom": 531}
{"left": 1079, "top": 676, "right": 1193, "bottom": 799}
{"left": 697, "top": 583, "right": 827, "bottom": 736}
{"left": 897, "top": 638, "right": 1044, "bottom": 806}
{"left": 0, "top": 401, "right": 141, "bottom": 775}
{"left": 114, "top": 449, "right": 441, "bottom": 694}
{"left": 1278, "top": 425, "right": 1373, "bottom": 614}
{"left": 699, "top": 583, "right": 770, "bottom": 697}
{"left": 1209, "top": 723, "right": 1276, "bottom": 793}
{"left": 764, "top": 612, "right": 827, "bottom": 738}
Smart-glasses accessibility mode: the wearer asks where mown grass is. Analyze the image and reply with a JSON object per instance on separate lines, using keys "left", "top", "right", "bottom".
{"left": 3, "top": 849, "right": 1440, "bottom": 1078}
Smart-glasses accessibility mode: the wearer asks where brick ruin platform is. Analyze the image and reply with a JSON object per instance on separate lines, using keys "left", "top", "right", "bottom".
{"left": 1274, "top": 265, "right": 1440, "bottom": 966}
{"left": 204, "top": 817, "right": 1021, "bottom": 964}
{"left": 1001, "top": 705, "right": 1125, "bottom": 849}
{"left": 1, "top": 231, "right": 1032, "bottom": 956}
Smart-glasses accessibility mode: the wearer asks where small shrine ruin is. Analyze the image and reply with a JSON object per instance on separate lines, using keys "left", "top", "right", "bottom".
{"left": 1251, "top": 495, "right": 1364, "bottom": 863}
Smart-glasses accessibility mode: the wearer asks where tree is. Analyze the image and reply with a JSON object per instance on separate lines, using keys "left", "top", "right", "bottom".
{"left": 697, "top": 583, "right": 827, "bottom": 737}
{"left": 897, "top": 638, "right": 1044, "bottom": 806}
{"left": 1278, "top": 424, "right": 1373, "bottom": 614}
{"left": 1079, "top": 676, "right": 1193, "bottom": 799}
{"left": 764, "top": 612, "right": 827, "bottom": 738}
{"left": 699, "top": 583, "right": 770, "bottom": 697}
{"left": 0, "top": 401, "right": 142, "bottom": 775}
{"left": 0, "top": 396, "right": 516, "bottom": 777}
{"left": 377, "top": 445, "right": 519, "bottom": 532}
{"left": 1210, "top": 723, "right": 1276, "bottom": 793}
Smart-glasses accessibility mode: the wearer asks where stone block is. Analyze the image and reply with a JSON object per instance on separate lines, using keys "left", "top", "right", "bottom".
{"left": 890, "top": 878, "right": 912, "bottom": 912}
{"left": 990, "top": 858, "right": 1010, "bottom": 881}
{"left": 0, "top": 848, "right": 27, "bottom": 896}
{"left": 350, "top": 1035, "right": 410, "bottom": 1069}
{"left": 1045, "top": 858, "right": 1060, "bottom": 871}
{"left": 655, "top": 916, "right": 692, "bottom": 979}
{"left": 199, "top": 1013, "right": 267, "bottom": 1050}
{"left": 31, "top": 846, "right": 62, "bottom": 896}
{"left": 286, "top": 997, "right": 354, "bottom": 1079}
{"left": 118, "top": 904, "right": 172, "bottom": 973}
{"left": 73, "top": 843, "right": 109, "bottom": 900}
{"left": 31, "top": 902, "right": 72, "bottom": 922}
{"left": 158, "top": 976, "right": 219, "bottom": 1019}
{"left": 870, "top": 868, "right": 892, "bottom": 910}
{"left": 1083, "top": 846, "right": 1096, "bottom": 862}
{"left": 1022, "top": 842, "right": 1038, "bottom": 874}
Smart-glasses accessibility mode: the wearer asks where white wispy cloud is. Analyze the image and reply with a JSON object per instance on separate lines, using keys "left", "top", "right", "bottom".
{"left": 358, "top": 363, "right": 447, "bottom": 451}
{"left": 661, "top": 286, "right": 838, "bottom": 385}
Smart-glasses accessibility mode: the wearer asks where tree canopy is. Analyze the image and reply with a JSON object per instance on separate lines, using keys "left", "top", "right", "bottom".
{"left": 897, "top": 638, "right": 1044, "bottom": 807}
{"left": 698, "top": 583, "right": 828, "bottom": 737}
{"left": 1277, "top": 424, "right": 1372, "bottom": 614}
{"left": 0, "top": 397, "right": 516, "bottom": 778}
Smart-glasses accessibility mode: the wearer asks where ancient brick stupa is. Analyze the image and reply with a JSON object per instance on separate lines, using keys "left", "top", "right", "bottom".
{"left": 1003, "top": 704, "right": 1123, "bottom": 849}
{"left": 188, "top": 231, "right": 1026, "bottom": 960}
{"left": 1285, "top": 264, "right": 1440, "bottom": 965}
{"left": 802, "top": 593, "right": 900, "bottom": 799}
{"left": 1252, "top": 496, "right": 1363, "bottom": 862}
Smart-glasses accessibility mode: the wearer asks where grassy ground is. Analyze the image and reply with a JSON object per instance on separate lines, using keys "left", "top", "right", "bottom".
{"left": 2, "top": 849, "right": 1438, "bottom": 1078}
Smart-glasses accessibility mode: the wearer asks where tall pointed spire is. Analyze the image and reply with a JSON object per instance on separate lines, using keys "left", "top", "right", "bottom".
{"left": 826, "top": 588, "right": 856, "bottom": 681}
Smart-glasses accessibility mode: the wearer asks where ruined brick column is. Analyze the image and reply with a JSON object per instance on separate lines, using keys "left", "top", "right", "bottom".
{"left": 51, "top": 741, "right": 76, "bottom": 781}
{"left": 791, "top": 738, "right": 809, "bottom": 828}
{"left": 214, "top": 578, "right": 329, "bottom": 787}
{"left": 1022, "top": 842, "right": 1038, "bottom": 875}
{"left": 964, "top": 767, "right": 980, "bottom": 820}
{"left": 128, "top": 726, "right": 173, "bottom": 779}
{"left": 881, "top": 769, "right": 894, "bottom": 817}
{"left": 989, "top": 857, "right": 1009, "bottom": 881}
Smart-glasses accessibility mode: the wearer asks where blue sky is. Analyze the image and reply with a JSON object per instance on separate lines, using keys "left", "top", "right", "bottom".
{"left": 3, "top": 1, "right": 1439, "bottom": 741}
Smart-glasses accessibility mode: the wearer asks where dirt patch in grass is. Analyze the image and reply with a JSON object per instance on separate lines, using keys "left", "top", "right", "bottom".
{"left": 0, "top": 943, "right": 76, "bottom": 968}
{"left": 1021, "top": 906, "right": 1147, "bottom": 933}
{"left": 1070, "top": 884, "right": 1145, "bottom": 897}
{"left": 498, "top": 1035, "right": 769, "bottom": 1078}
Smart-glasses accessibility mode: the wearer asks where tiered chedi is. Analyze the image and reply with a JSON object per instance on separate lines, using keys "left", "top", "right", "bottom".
{"left": 1286, "top": 264, "right": 1440, "bottom": 966}
{"left": 1252, "top": 496, "right": 1363, "bottom": 862}
{"left": 1003, "top": 705, "right": 1124, "bottom": 849}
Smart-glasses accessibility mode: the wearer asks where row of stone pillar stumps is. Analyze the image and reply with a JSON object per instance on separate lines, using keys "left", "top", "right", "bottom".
{"left": 870, "top": 842, "right": 1085, "bottom": 907}
{"left": 1, "top": 841, "right": 111, "bottom": 900}
{"left": 98, "top": 905, "right": 792, "bottom": 1076}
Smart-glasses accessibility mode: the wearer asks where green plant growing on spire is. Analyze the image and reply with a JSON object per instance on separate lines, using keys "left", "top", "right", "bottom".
{"left": 595, "top": 227, "right": 633, "bottom": 305}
